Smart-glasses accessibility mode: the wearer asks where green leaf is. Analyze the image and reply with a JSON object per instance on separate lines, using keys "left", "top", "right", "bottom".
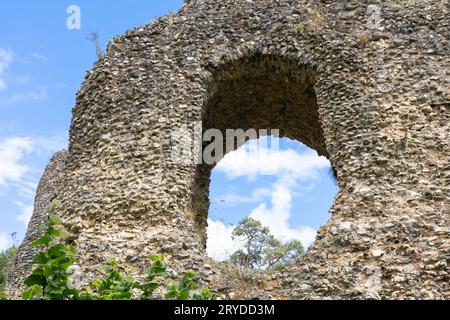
{"left": 30, "top": 267, "right": 44, "bottom": 277}
{"left": 164, "top": 288, "right": 177, "bottom": 300}
{"left": 22, "top": 285, "right": 42, "bottom": 300}
{"left": 61, "top": 259, "right": 75, "bottom": 270}
{"left": 149, "top": 254, "right": 164, "bottom": 262}
{"left": 49, "top": 214, "right": 61, "bottom": 226}
{"left": 177, "top": 290, "right": 190, "bottom": 300}
{"left": 139, "top": 282, "right": 159, "bottom": 299}
{"left": 184, "top": 270, "right": 196, "bottom": 278}
{"left": 32, "top": 252, "right": 48, "bottom": 265}
{"left": 64, "top": 288, "right": 80, "bottom": 300}
{"left": 24, "top": 274, "right": 46, "bottom": 287}
{"left": 22, "top": 290, "right": 32, "bottom": 300}
{"left": 48, "top": 226, "right": 61, "bottom": 237}
{"left": 31, "top": 235, "right": 51, "bottom": 247}
{"left": 192, "top": 288, "right": 217, "bottom": 300}
{"left": 147, "top": 263, "right": 166, "bottom": 279}
{"left": 67, "top": 245, "right": 76, "bottom": 254}
{"left": 47, "top": 244, "right": 65, "bottom": 258}
{"left": 47, "top": 287, "right": 64, "bottom": 296}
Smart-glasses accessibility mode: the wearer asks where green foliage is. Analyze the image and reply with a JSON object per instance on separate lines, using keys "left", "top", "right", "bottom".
{"left": 80, "top": 255, "right": 167, "bottom": 300}
{"left": 136, "top": 254, "right": 166, "bottom": 299}
{"left": 165, "top": 271, "right": 217, "bottom": 300}
{"left": 0, "top": 246, "right": 17, "bottom": 296}
{"left": 84, "top": 259, "right": 135, "bottom": 300}
{"left": 21, "top": 208, "right": 216, "bottom": 300}
{"left": 358, "top": 33, "right": 370, "bottom": 47}
{"left": 230, "top": 217, "right": 305, "bottom": 270}
{"left": 230, "top": 217, "right": 271, "bottom": 269}
{"left": 192, "top": 288, "right": 217, "bottom": 300}
{"left": 264, "top": 239, "right": 304, "bottom": 270}
{"left": 165, "top": 271, "right": 198, "bottom": 300}
{"left": 22, "top": 213, "right": 78, "bottom": 300}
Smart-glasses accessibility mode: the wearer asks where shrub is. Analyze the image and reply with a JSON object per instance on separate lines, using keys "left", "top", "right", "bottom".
{"left": 165, "top": 271, "right": 217, "bottom": 300}
{"left": 0, "top": 246, "right": 17, "bottom": 298}
{"left": 22, "top": 213, "right": 78, "bottom": 300}
{"left": 22, "top": 207, "right": 216, "bottom": 301}
{"left": 230, "top": 217, "right": 305, "bottom": 270}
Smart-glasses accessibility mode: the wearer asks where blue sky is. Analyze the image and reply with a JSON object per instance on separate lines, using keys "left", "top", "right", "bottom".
{"left": 0, "top": 1, "right": 337, "bottom": 259}
{"left": 207, "top": 138, "right": 337, "bottom": 260}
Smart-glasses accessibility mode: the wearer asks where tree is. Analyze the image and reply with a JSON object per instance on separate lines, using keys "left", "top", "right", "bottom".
{"left": 264, "top": 239, "right": 304, "bottom": 270}
{"left": 229, "top": 217, "right": 305, "bottom": 270}
{"left": 0, "top": 247, "right": 17, "bottom": 295}
{"left": 230, "top": 217, "right": 271, "bottom": 269}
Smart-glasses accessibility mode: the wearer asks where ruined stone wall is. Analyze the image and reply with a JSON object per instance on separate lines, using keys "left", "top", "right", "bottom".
{"left": 6, "top": 151, "right": 67, "bottom": 295}
{"left": 8, "top": 0, "right": 449, "bottom": 299}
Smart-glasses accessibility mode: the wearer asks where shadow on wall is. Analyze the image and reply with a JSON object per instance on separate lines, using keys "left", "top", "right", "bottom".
{"left": 186, "top": 54, "right": 338, "bottom": 261}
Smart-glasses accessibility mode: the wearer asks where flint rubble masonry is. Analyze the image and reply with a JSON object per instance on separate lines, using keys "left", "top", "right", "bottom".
{"left": 7, "top": 0, "right": 449, "bottom": 299}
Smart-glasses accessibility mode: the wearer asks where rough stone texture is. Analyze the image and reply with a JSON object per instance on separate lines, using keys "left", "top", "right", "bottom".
{"left": 6, "top": 151, "right": 68, "bottom": 295}
{"left": 7, "top": 0, "right": 449, "bottom": 299}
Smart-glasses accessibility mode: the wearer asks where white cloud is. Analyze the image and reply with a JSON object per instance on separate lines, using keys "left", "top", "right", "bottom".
{"left": 207, "top": 140, "right": 333, "bottom": 260}
{"left": 14, "top": 180, "right": 38, "bottom": 199}
{"left": 31, "top": 53, "right": 49, "bottom": 62}
{"left": 0, "top": 133, "right": 67, "bottom": 187}
{"left": 206, "top": 219, "right": 242, "bottom": 261}
{"left": 215, "top": 140, "right": 330, "bottom": 180}
{"left": 0, "top": 48, "right": 13, "bottom": 73}
{"left": 0, "top": 48, "right": 49, "bottom": 104}
{"left": 249, "top": 183, "right": 318, "bottom": 247}
{"left": 0, "top": 137, "right": 34, "bottom": 186}
{"left": 207, "top": 183, "right": 319, "bottom": 261}
{"left": 0, "top": 85, "right": 48, "bottom": 105}
{"left": 15, "top": 201, "right": 34, "bottom": 227}
{"left": 33, "top": 132, "right": 68, "bottom": 154}
{"left": 0, "top": 232, "right": 12, "bottom": 252}
{"left": 0, "top": 134, "right": 67, "bottom": 231}
{"left": 0, "top": 48, "right": 14, "bottom": 92}
{"left": 215, "top": 187, "right": 271, "bottom": 205}
{"left": 13, "top": 74, "right": 32, "bottom": 85}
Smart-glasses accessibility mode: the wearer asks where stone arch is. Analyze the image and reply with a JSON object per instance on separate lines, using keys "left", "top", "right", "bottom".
{"left": 7, "top": 0, "right": 449, "bottom": 299}
{"left": 191, "top": 52, "right": 334, "bottom": 248}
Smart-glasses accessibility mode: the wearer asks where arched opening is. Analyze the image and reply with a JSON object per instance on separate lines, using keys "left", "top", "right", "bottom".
{"left": 192, "top": 54, "right": 338, "bottom": 259}
{"left": 206, "top": 136, "right": 338, "bottom": 263}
